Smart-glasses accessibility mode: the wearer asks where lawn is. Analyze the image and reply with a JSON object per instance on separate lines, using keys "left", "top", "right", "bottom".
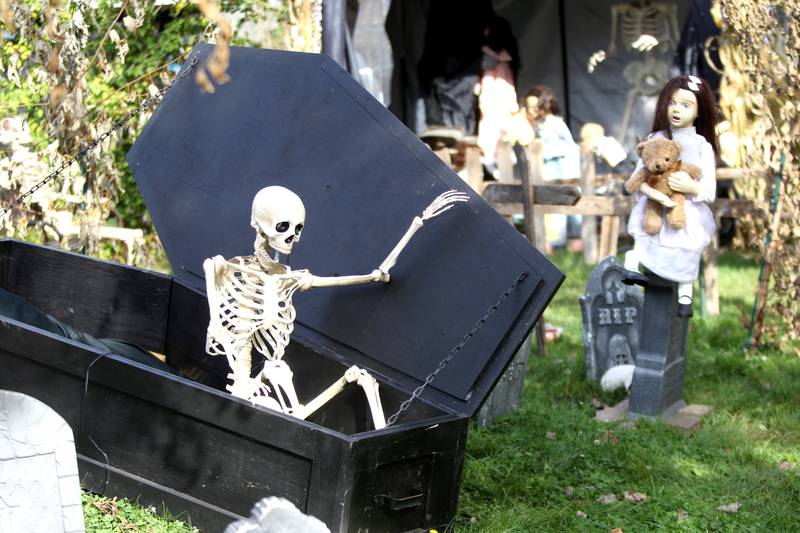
{"left": 455, "top": 250, "right": 800, "bottom": 532}
{"left": 83, "top": 250, "right": 800, "bottom": 532}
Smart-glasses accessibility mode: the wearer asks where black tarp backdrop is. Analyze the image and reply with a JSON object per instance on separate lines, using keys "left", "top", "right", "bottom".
{"left": 326, "top": 0, "right": 701, "bottom": 164}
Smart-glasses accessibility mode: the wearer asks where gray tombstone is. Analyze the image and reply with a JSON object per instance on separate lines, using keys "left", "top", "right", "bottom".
{"left": 0, "top": 390, "right": 85, "bottom": 533}
{"left": 475, "top": 334, "right": 531, "bottom": 428}
{"left": 580, "top": 256, "right": 643, "bottom": 382}
{"left": 627, "top": 272, "right": 689, "bottom": 418}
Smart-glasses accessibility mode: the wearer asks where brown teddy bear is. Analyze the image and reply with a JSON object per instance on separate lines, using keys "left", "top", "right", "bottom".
{"left": 624, "top": 137, "right": 702, "bottom": 235}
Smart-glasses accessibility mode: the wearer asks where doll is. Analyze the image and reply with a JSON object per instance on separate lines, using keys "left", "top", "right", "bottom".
{"left": 525, "top": 85, "right": 581, "bottom": 250}
{"left": 623, "top": 74, "right": 719, "bottom": 316}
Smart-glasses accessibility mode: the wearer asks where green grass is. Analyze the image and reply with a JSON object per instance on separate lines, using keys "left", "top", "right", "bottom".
{"left": 82, "top": 492, "right": 198, "bottom": 532}
{"left": 84, "top": 250, "right": 800, "bottom": 532}
{"left": 455, "top": 250, "right": 800, "bottom": 532}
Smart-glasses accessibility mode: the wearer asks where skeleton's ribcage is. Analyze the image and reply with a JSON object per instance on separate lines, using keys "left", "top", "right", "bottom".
{"left": 621, "top": 6, "right": 671, "bottom": 47}
{"left": 206, "top": 260, "right": 299, "bottom": 361}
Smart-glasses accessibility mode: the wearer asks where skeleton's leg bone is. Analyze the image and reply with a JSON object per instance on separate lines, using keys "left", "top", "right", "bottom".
{"left": 299, "top": 366, "right": 386, "bottom": 429}
{"left": 356, "top": 370, "right": 386, "bottom": 429}
{"left": 261, "top": 360, "right": 301, "bottom": 414}
{"left": 299, "top": 374, "right": 352, "bottom": 420}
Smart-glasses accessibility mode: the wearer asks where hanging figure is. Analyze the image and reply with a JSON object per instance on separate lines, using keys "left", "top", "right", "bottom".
{"left": 476, "top": 15, "right": 519, "bottom": 174}
{"left": 624, "top": 74, "right": 718, "bottom": 317}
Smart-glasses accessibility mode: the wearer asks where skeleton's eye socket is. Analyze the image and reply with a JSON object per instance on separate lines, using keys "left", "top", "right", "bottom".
{"left": 295, "top": 224, "right": 303, "bottom": 235}
{"left": 276, "top": 221, "right": 290, "bottom": 233}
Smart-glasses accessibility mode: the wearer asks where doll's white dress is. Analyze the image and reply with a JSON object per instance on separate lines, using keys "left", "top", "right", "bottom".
{"left": 627, "top": 126, "right": 716, "bottom": 283}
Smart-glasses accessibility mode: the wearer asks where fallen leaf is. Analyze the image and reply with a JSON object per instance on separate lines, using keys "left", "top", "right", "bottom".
{"left": 597, "top": 493, "right": 617, "bottom": 505}
{"left": 92, "top": 498, "right": 119, "bottom": 519}
{"left": 564, "top": 486, "right": 575, "bottom": 497}
{"left": 576, "top": 510, "right": 587, "bottom": 518}
{"left": 600, "top": 430, "right": 620, "bottom": 445}
{"left": 546, "top": 431, "right": 557, "bottom": 440}
{"left": 624, "top": 490, "right": 648, "bottom": 504}
{"left": 718, "top": 502, "right": 742, "bottom": 513}
{"left": 676, "top": 509, "right": 689, "bottom": 522}
{"left": 779, "top": 460, "right": 796, "bottom": 471}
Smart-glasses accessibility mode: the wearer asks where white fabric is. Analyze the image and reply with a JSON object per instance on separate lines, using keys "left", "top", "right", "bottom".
{"left": 626, "top": 126, "right": 716, "bottom": 283}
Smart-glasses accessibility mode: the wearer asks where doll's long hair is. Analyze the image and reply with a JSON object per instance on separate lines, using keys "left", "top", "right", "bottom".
{"left": 525, "top": 85, "right": 561, "bottom": 116}
{"left": 650, "top": 75, "right": 719, "bottom": 156}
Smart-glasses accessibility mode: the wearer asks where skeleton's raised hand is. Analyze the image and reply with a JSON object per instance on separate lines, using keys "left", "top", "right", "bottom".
{"left": 421, "top": 190, "right": 470, "bottom": 221}
{"left": 379, "top": 189, "right": 469, "bottom": 274}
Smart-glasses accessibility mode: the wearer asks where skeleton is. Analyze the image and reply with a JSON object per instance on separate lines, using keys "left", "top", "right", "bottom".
{"left": 588, "top": 1, "right": 680, "bottom": 73}
{"left": 204, "top": 186, "right": 468, "bottom": 430}
{"left": 586, "top": 1, "right": 680, "bottom": 146}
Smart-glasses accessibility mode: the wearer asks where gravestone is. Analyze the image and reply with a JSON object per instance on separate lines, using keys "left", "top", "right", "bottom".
{"left": 626, "top": 272, "right": 689, "bottom": 418}
{"left": 580, "top": 256, "right": 643, "bottom": 382}
{"left": 0, "top": 390, "right": 85, "bottom": 533}
{"left": 475, "top": 334, "right": 531, "bottom": 427}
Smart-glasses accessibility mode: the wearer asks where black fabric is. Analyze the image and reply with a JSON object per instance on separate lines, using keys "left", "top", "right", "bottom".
{"left": 0, "top": 288, "right": 179, "bottom": 376}
{"left": 423, "top": 71, "right": 480, "bottom": 133}
{"left": 417, "top": 0, "right": 493, "bottom": 131}
{"left": 674, "top": 0, "right": 720, "bottom": 95}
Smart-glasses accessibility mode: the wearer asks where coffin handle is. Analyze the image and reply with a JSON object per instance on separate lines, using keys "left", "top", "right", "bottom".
{"left": 373, "top": 493, "right": 424, "bottom": 511}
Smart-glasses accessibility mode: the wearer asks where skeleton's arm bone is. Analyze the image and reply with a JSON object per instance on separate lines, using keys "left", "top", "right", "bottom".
{"left": 378, "top": 190, "right": 469, "bottom": 274}
{"left": 203, "top": 256, "right": 226, "bottom": 327}
{"left": 303, "top": 269, "right": 387, "bottom": 289}
{"left": 379, "top": 216, "right": 424, "bottom": 273}
{"left": 608, "top": 4, "right": 621, "bottom": 56}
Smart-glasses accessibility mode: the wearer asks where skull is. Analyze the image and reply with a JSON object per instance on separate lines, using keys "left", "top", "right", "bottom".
{"left": 251, "top": 186, "right": 306, "bottom": 256}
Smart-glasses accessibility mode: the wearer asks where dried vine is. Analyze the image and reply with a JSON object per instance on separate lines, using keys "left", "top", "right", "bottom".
{"left": 715, "top": 0, "right": 800, "bottom": 349}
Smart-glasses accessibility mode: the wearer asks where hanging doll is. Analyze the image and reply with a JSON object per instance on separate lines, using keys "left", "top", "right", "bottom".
{"left": 624, "top": 74, "right": 719, "bottom": 316}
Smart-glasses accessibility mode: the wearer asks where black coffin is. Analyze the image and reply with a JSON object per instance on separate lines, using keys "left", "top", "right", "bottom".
{"left": 0, "top": 45, "right": 563, "bottom": 532}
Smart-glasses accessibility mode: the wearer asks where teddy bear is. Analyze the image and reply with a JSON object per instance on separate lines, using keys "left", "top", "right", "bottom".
{"left": 624, "top": 137, "right": 702, "bottom": 235}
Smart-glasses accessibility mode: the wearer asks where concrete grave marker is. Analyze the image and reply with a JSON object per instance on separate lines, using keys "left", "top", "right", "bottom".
{"left": 0, "top": 390, "right": 85, "bottom": 533}
{"left": 580, "top": 256, "right": 643, "bottom": 381}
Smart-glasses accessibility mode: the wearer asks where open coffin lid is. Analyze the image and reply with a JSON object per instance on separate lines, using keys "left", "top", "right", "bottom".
{"left": 127, "top": 44, "right": 564, "bottom": 418}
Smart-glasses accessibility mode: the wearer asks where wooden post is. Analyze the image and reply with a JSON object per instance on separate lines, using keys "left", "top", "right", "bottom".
{"left": 518, "top": 142, "right": 547, "bottom": 356}
{"left": 598, "top": 215, "right": 620, "bottom": 259}
{"left": 580, "top": 142, "right": 598, "bottom": 263}
{"left": 702, "top": 231, "right": 720, "bottom": 317}
{"left": 464, "top": 142, "right": 484, "bottom": 194}
{"left": 526, "top": 140, "right": 546, "bottom": 252}
{"left": 496, "top": 141, "right": 515, "bottom": 183}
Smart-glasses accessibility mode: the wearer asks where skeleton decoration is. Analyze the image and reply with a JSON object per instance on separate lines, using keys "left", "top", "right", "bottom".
{"left": 204, "top": 186, "right": 469, "bottom": 430}
{"left": 587, "top": 1, "right": 680, "bottom": 73}
{"left": 587, "top": 1, "right": 681, "bottom": 146}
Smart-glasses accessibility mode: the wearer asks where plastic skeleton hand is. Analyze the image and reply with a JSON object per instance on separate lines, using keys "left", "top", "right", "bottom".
{"left": 587, "top": 50, "right": 606, "bottom": 73}
{"left": 632, "top": 34, "right": 659, "bottom": 52}
{"left": 378, "top": 190, "right": 469, "bottom": 275}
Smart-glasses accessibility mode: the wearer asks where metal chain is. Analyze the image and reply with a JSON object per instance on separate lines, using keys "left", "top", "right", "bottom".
{"left": 1, "top": 56, "right": 199, "bottom": 220}
{"left": 386, "top": 271, "right": 529, "bottom": 426}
